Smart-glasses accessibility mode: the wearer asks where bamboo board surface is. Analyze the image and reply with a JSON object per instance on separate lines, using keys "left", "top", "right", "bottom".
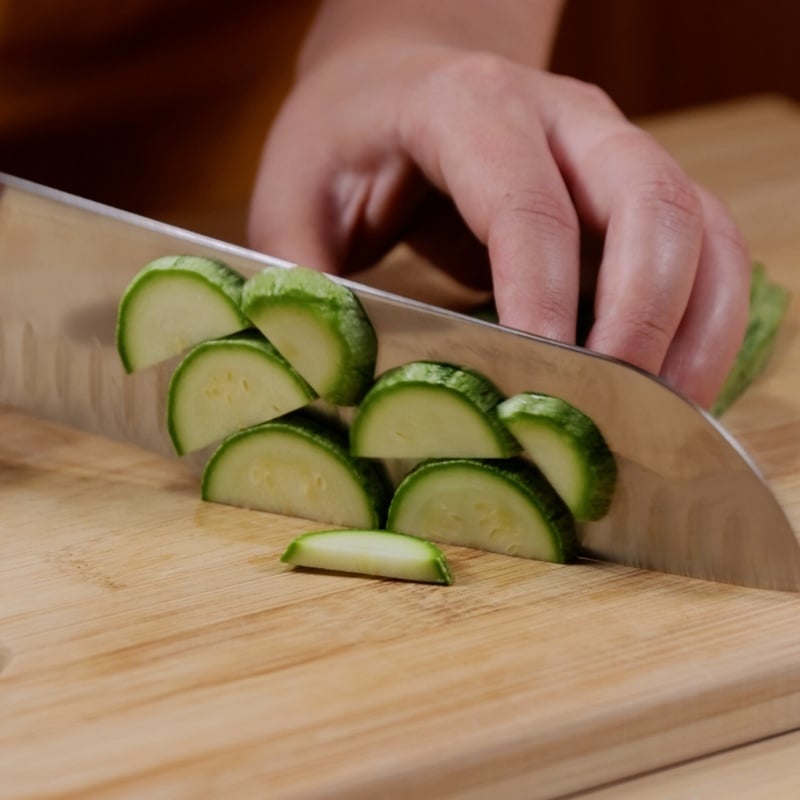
{"left": 3, "top": 96, "right": 800, "bottom": 799}
{"left": 577, "top": 729, "right": 800, "bottom": 799}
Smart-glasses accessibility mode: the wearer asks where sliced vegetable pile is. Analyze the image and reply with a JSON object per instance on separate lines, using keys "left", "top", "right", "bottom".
{"left": 116, "top": 255, "right": 250, "bottom": 373}
{"left": 116, "top": 255, "right": 789, "bottom": 585}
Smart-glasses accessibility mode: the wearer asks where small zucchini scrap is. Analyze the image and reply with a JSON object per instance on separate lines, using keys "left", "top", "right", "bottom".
{"left": 387, "top": 458, "right": 577, "bottom": 563}
{"left": 201, "top": 412, "right": 391, "bottom": 529}
{"left": 712, "top": 261, "right": 791, "bottom": 416}
{"left": 350, "top": 361, "right": 519, "bottom": 459}
{"left": 167, "top": 331, "right": 317, "bottom": 455}
{"left": 497, "top": 392, "right": 617, "bottom": 522}
{"left": 241, "top": 266, "right": 377, "bottom": 406}
{"left": 116, "top": 255, "right": 250, "bottom": 372}
{"left": 281, "top": 529, "right": 453, "bottom": 585}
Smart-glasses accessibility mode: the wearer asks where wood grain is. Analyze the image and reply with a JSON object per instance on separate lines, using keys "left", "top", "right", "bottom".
{"left": 3, "top": 96, "right": 800, "bottom": 799}
{"left": 571, "top": 93, "right": 800, "bottom": 799}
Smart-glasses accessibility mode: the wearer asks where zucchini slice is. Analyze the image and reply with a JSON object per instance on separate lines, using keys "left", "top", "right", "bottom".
{"left": 167, "top": 331, "right": 317, "bottom": 455}
{"left": 280, "top": 529, "right": 453, "bottom": 585}
{"left": 350, "top": 361, "right": 519, "bottom": 458}
{"left": 116, "top": 255, "right": 250, "bottom": 372}
{"left": 497, "top": 392, "right": 617, "bottom": 521}
{"left": 241, "top": 266, "right": 377, "bottom": 405}
{"left": 712, "top": 262, "right": 791, "bottom": 416}
{"left": 387, "top": 458, "right": 576, "bottom": 563}
{"left": 201, "top": 412, "right": 391, "bottom": 529}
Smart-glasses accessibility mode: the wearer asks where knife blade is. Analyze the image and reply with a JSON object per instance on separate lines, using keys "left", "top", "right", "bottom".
{"left": 1, "top": 172, "right": 799, "bottom": 591}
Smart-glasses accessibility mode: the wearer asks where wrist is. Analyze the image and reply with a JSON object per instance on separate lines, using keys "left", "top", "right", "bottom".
{"left": 299, "top": 0, "right": 565, "bottom": 77}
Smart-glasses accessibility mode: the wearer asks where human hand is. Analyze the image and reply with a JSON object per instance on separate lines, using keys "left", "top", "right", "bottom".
{"left": 248, "top": 41, "right": 749, "bottom": 408}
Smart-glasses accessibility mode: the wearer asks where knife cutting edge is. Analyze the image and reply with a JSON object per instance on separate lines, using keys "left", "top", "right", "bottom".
{"left": 1, "top": 172, "right": 799, "bottom": 591}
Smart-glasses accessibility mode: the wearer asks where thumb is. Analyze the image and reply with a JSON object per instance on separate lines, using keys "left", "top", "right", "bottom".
{"left": 248, "top": 79, "right": 426, "bottom": 277}
{"left": 247, "top": 102, "right": 352, "bottom": 273}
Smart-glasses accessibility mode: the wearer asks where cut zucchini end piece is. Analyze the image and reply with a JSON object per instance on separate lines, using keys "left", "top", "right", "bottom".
{"left": 280, "top": 529, "right": 453, "bottom": 585}
{"left": 711, "top": 262, "right": 791, "bottom": 416}
{"left": 241, "top": 266, "right": 377, "bottom": 405}
{"left": 201, "top": 412, "right": 391, "bottom": 529}
{"left": 497, "top": 392, "right": 617, "bottom": 522}
{"left": 350, "top": 361, "right": 519, "bottom": 459}
{"left": 166, "top": 332, "right": 317, "bottom": 455}
{"left": 387, "top": 458, "right": 577, "bottom": 564}
{"left": 116, "top": 255, "right": 249, "bottom": 372}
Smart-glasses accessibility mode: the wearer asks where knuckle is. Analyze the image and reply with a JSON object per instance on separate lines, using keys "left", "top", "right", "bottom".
{"left": 497, "top": 285, "right": 574, "bottom": 342}
{"left": 498, "top": 188, "right": 579, "bottom": 240}
{"left": 436, "top": 50, "right": 519, "bottom": 92}
{"left": 728, "top": 223, "right": 749, "bottom": 261}
{"left": 702, "top": 197, "right": 751, "bottom": 267}
{"left": 534, "top": 293, "right": 575, "bottom": 336}
{"left": 634, "top": 171, "right": 704, "bottom": 235}
{"left": 714, "top": 218, "right": 750, "bottom": 269}
{"left": 618, "top": 303, "right": 678, "bottom": 357}
{"left": 404, "top": 51, "right": 524, "bottom": 148}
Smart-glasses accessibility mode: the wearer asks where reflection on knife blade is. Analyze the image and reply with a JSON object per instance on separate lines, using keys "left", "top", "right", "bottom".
{"left": 1, "top": 172, "right": 799, "bottom": 591}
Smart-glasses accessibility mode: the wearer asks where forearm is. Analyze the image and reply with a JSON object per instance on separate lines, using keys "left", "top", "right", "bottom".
{"left": 299, "top": 0, "right": 566, "bottom": 75}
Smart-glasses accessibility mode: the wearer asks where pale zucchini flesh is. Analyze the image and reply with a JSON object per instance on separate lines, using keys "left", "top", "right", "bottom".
{"left": 201, "top": 413, "right": 390, "bottom": 529}
{"left": 497, "top": 393, "right": 617, "bottom": 522}
{"left": 387, "top": 458, "right": 576, "bottom": 563}
{"left": 167, "top": 332, "right": 317, "bottom": 455}
{"left": 350, "top": 361, "right": 519, "bottom": 458}
{"left": 117, "top": 255, "right": 638, "bottom": 581}
{"left": 242, "top": 266, "right": 377, "bottom": 405}
{"left": 116, "top": 255, "right": 250, "bottom": 373}
{"left": 281, "top": 529, "right": 453, "bottom": 585}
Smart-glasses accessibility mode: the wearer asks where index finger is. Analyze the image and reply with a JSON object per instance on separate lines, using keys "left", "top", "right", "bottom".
{"left": 398, "top": 54, "right": 581, "bottom": 343}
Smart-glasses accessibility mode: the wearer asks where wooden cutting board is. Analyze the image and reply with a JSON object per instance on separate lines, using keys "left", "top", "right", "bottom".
{"left": 3, "top": 95, "right": 800, "bottom": 799}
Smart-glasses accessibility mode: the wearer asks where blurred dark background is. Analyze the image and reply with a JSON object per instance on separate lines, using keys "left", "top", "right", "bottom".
{"left": 1, "top": 0, "right": 798, "bottom": 242}
{"left": 553, "top": 0, "right": 800, "bottom": 117}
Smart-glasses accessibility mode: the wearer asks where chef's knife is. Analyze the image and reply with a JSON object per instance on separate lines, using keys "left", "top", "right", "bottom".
{"left": 2, "top": 172, "right": 798, "bottom": 591}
